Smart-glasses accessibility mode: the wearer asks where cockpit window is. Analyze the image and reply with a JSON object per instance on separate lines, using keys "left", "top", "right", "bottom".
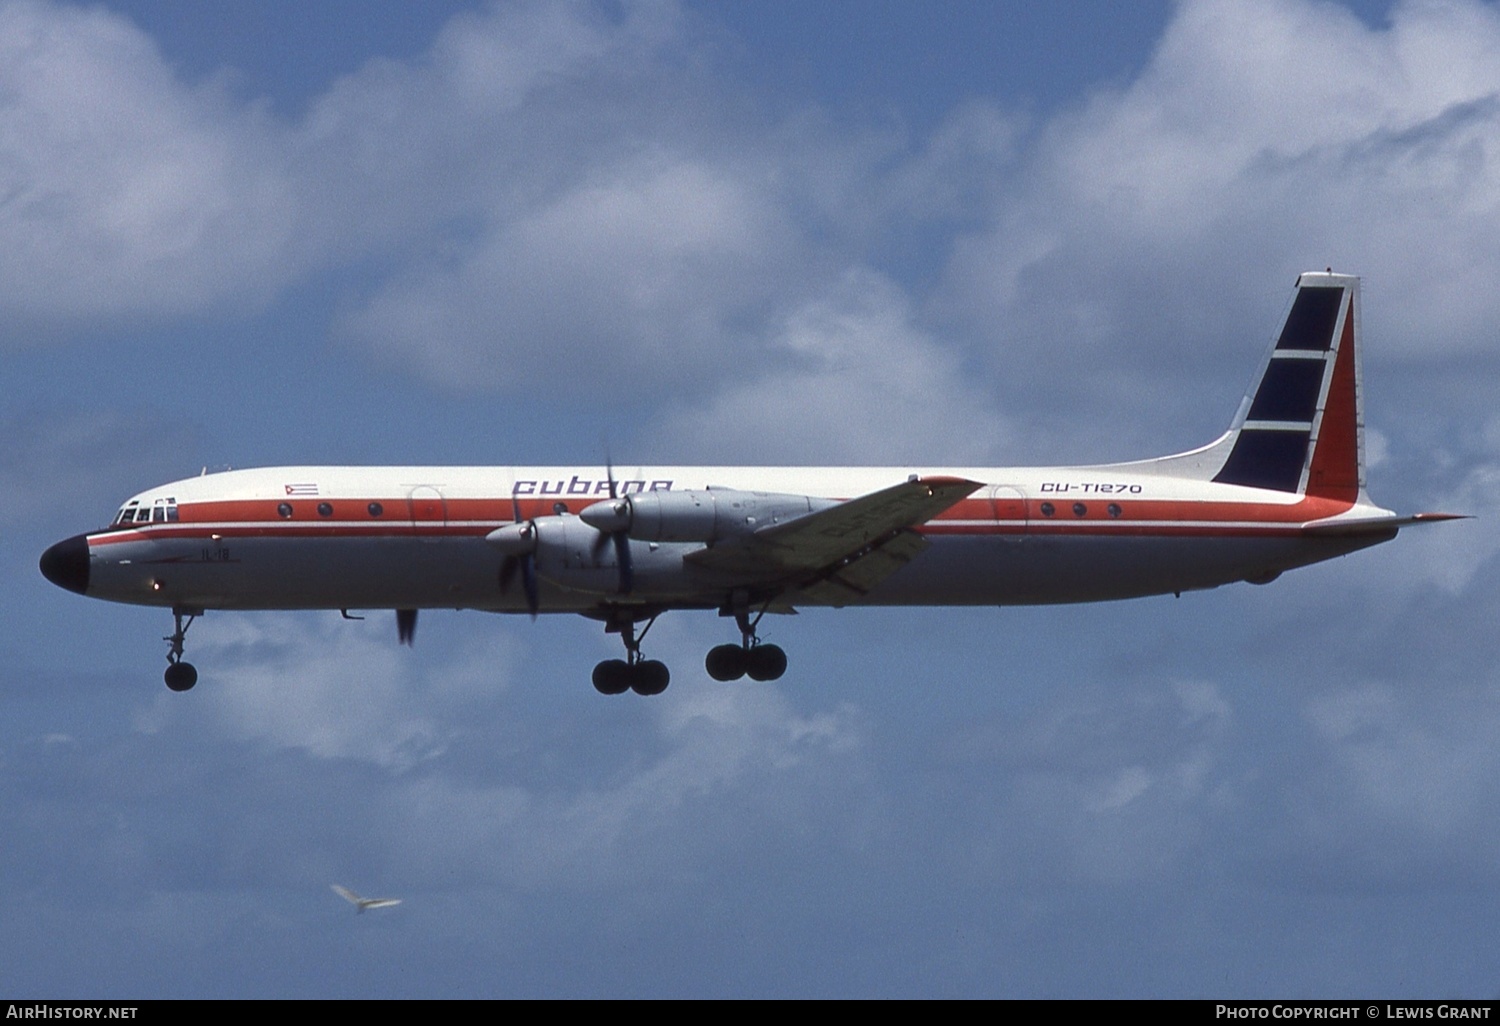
{"left": 112, "top": 498, "right": 179, "bottom": 528}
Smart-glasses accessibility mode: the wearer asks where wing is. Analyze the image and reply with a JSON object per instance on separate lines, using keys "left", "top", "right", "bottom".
{"left": 331, "top": 885, "right": 361, "bottom": 906}
{"left": 685, "top": 475, "right": 981, "bottom": 601}
{"left": 359, "top": 898, "right": 403, "bottom": 910}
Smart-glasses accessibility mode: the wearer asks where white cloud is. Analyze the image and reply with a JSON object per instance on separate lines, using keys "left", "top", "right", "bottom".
{"left": 1295, "top": 678, "right": 1500, "bottom": 878}
{"left": 1377, "top": 462, "right": 1500, "bottom": 595}
{"left": 340, "top": 155, "right": 804, "bottom": 395}
{"left": 136, "top": 612, "right": 464, "bottom": 770}
{"left": 121, "top": 606, "right": 874, "bottom": 892}
{"left": 946, "top": 678, "right": 1236, "bottom": 886}
{"left": 0, "top": 1, "right": 297, "bottom": 329}
{"left": 380, "top": 681, "right": 872, "bottom": 890}
{"left": 11, "top": 0, "right": 1500, "bottom": 437}
{"left": 936, "top": 0, "right": 1500, "bottom": 455}
{"left": 649, "top": 269, "right": 1013, "bottom": 463}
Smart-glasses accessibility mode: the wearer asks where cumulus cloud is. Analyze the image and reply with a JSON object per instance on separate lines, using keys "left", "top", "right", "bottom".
{"left": 135, "top": 612, "right": 463, "bottom": 770}
{"left": 383, "top": 683, "right": 872, "bottom": 890}
{"left": 0, "top": 0, "right": 741, "bottom": 352}
{"left": 340, "top": 154, "right": 805, "bottom": 395}
{"left": 116, "top": 607, "right": 874, "bottom": 894}
{"left": 936, "top": 0, "right": 1500, "bottom": 454}
{"left": 0, "top": 1, "right": 297, "bottom": 331}
{"left": 649, "top": 268, "right": 1013, "bottom": 463}
{"left": 11, "top": 0, "right": 1500, "bottom": 442}
{"left": 942, "top": 678, "right": 1236, "bottom": 886}
{"left": 1292, "top": 677, "right": 1500, "bottom": 884}
{"left": 1362, "top": 460, "right": 1500, "bottom": 596}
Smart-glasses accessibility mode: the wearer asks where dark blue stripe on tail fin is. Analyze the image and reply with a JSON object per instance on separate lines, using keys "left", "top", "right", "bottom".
{"left": 1275, "top": 286, "right": 1342, "bottom": 350}
{"left": 1246, "top": 358, "right": 1325, "bottom": 422}
{"left": 1214, "top": 430, "right": 1311, "bottom": 492}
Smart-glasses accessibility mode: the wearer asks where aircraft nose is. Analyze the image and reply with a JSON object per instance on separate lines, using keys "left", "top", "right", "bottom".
{"left": 39, "top": 534, "right": 91, "bottom": 595}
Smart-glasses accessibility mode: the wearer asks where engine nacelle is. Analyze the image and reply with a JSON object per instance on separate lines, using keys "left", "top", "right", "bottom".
{"left": 496, "top": 515, "right": 678, "bottom": 597}
{"left": 580, "top": 489, "right": 837, "bottom": 543}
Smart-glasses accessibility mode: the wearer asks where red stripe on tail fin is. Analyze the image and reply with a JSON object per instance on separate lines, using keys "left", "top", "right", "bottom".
{"left": 1305, "top": 295, "right": 1361, "bottom": 501}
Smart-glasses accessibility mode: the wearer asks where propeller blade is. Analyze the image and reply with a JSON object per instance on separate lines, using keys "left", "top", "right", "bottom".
{"left": 521, "top": 555, "right": 539, "bottom": 619}
{"left": 396, "top": 608, "right": 417, "bottom": 646}
{"left": 612, "top": 531, "right": 633, "bottom": 594}
{"left": 597, "top": 458, "right": 631, "bottom": 593}
{"left": 500, "top": 488, "right": 541, "bottom": 619}
{"left": 500, "top": 553, "right": 540, "bottom": 619}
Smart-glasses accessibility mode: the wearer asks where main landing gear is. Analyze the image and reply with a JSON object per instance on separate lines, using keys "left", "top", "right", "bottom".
{"left": 590, "top": 603, "right": 790, "bottom": 695}
{"left": 592, "top": 612, "right": 670, "bottom": 697}
{"left": 163, "top": 608, "right": 199, "bottom": 692}
{"left": 705, "top": 606, "right": 787, "bottom": 682}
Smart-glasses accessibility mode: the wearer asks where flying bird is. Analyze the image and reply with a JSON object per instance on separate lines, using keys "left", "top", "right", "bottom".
{"left": 331, "top": 884, "right": 402, "bottom": 913}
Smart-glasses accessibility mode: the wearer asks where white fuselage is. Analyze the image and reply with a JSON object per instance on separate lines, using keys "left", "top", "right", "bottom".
{"left": 74, "top": 462, "right": 1394, "bottom": 615}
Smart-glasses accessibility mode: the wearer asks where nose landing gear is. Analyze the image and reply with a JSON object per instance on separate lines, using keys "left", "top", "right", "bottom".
{"left": 163, "top": 608, "right": 200, "bottom": 691}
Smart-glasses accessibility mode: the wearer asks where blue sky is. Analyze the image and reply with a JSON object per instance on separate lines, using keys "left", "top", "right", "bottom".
{"left": 6, "top": 0, "right": 1500, "bottom": 998}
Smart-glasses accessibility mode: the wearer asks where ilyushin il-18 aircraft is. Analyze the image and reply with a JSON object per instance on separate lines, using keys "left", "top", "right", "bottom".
{"left": 41, "top": 272, "right": 1458, "bottom": 696}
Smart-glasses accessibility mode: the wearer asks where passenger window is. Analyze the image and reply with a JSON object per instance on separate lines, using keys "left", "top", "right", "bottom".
{"left": 1107, "top": 503, "right": 1122, "bottom": 518}
{"left": 278, "top": 503, "right": 293, "bottom": 518}
{"left": 317, "top": 502, "right": 333, "bottom": 517}
{"left": 368, "top": 502, "right": 383, "bottom": 517}
{"left": 1073, "top": 503, "right": 1087, "bottom": 517}
{"left": 1039, "top": 502, "right": 1055, "bottom": 517}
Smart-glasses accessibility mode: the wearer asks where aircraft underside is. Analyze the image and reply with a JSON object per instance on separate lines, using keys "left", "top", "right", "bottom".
{"left": 86, "top": 531, "right": 1384, "bottom": 614}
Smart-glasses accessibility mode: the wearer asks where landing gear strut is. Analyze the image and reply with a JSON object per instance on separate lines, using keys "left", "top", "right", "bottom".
{"left": 593, "top": 611, "right": 669, "bottom": 696}
{"left": 706, "top": 604, "right": 787, "bottom": 682}
{"left": 163, "top": 608, "right": 199, "bottom": 692}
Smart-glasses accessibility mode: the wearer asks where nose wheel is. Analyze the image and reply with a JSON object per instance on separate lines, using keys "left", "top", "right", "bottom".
{"left": 593, "top": 612, "right": 670, "bottom": 696}
{"left": 163, "top": 609, "right": 199, "bottom": 692}
{"left": 706, "top": 605, "right": 787, "bottom": 682}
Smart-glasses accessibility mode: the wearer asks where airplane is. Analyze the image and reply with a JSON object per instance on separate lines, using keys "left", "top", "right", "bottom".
{"left": 331, "top": 884, "right": 402, "bottom": 913}
{"left": 39, "top": 272, "right": 1459, "bottom": 696}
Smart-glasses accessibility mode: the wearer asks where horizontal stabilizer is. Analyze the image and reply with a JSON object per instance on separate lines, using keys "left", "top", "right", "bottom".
{"left": 1302, "top": 511, "right": 1469, "bottom": 537}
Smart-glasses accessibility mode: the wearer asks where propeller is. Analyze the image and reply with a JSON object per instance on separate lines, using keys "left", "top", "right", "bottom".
{"left": 494, "top": 490, "right": 540, "bottom": 618}
{"left": 587, "top": 462, "right": 634, "bottom": 595}
{"left": 396, "top": 608, "right": 417, "bottom": 646}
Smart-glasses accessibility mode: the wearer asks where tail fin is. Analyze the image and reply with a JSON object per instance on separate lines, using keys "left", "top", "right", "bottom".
{"left": 1206, "top": 271, "right": 1364, "bottom": 499}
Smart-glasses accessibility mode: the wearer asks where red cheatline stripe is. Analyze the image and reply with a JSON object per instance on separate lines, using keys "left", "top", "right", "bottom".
{"left": 91, "top": 517, "right": 1355, "bottom": 548}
